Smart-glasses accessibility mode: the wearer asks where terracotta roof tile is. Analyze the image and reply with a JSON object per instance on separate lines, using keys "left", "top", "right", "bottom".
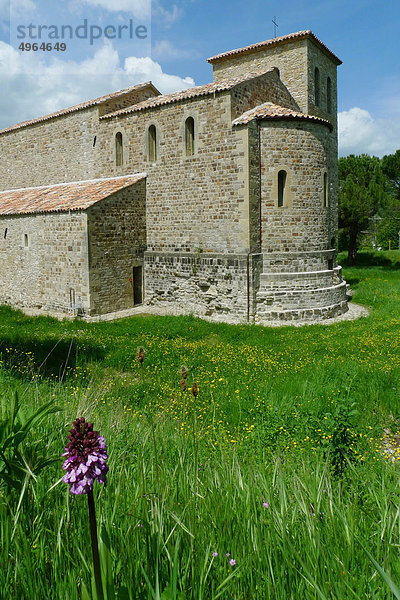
{"left": 232, "top": 102, "right": 332, "bottom": 130}
{"left": 100, "top": 68, "right": 277, "bottom": 120}
{"left": 0, "top": 174, "right": 146, "bottom": 216}
{"left": 0, "top": 82, "right": 160, "bottom": 136}
{"left": 208, "top": 30, "right": 342, "bottom": 66}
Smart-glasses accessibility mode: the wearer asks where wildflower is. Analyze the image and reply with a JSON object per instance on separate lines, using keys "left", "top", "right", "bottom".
{"left": 62, "top": 417, "right": 108, "bottom": 495}
{"left": 212, "top": 551, "right": 218, "bottom": 557}
{"left": 262, "top": 502, "right": 269, "bottom": 508}
{"left": 229, "top": 559, "right": 236, "bottom": 566}
{"left": 136, "top": 346, "right": 146, "bottom": 365}
{"left": 226, "top": 552, "right": 230, "bottom": 557}
{"left": 180, "top": 365, "right": 189, "bottom": 379}
{"left": 62, "top": 419, "right": 107, "bottom": 600}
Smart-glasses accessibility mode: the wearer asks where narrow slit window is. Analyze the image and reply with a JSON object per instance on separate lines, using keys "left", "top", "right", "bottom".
{"left": 314, "top": 67, "right": 320, "bottom": 107}
{"left": 4, "top": 228, "right": 7, "bottom": 239}
{"left": 327, "top": 77, "right": 332, "bottom": 113}
{"left": 323, "top": 172, "right": 328, "bottom": 207}
{"left": 148, "top": 125, "right": 157, "bottom": 162}
{"left": 185, "top": 117, "right": 195, "bottom": 157}
{"left": 278, "top": 170, "right": 287, "bottom": 207}
{"left": 115, "top": 132, "right": 123, "bottom": 166}
{"left": 24, "top": 234, "right": 29, "bottom": 247}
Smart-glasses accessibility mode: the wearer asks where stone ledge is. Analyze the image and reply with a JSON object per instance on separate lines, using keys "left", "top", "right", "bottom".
{"left": 262, "top": 249, "right": 336, "bottom": 258}
{"left": 255, "top": 302, "right": 368, "bottom": 327}
{"left": 260, "top": 266, "right": 341, "bottom": 281}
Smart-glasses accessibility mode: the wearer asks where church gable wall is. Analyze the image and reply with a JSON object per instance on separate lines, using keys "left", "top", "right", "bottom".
{"left": 230, "top": 70, "right": 299, "bottom": 120}
{"left": 0, "top": 211, "right": 89, "bottom": 313}
{"left": 211, "top": 39, "right": 309, "bottom": 112}
{"left": 0, "top": 108, "right": 100, "bottom": 190}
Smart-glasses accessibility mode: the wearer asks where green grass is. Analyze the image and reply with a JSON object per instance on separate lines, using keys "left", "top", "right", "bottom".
{"left": 1, "top": 250, "right": 400, "bottom": 599}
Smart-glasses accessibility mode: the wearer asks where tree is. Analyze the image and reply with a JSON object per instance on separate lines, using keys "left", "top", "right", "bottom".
{"left": 377, "top": 150, "right": 400, "bottom": 249}
{"left": 381, "top": 149, "right": 400, "bottom": 200}
{"left": 338, "top": 154, "right": 387, "bottom": 265}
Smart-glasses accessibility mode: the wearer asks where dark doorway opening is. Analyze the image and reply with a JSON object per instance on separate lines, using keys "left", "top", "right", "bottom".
{"left": 132, "top": 266, "right": 143, "bottom": 306}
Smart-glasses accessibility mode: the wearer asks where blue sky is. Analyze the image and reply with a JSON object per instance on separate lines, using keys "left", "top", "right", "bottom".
{"left": 0, "top": 0, "right": 399, "bottom": 156}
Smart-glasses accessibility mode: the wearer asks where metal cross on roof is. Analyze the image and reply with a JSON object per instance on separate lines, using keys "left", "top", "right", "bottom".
{"left": 272, "top": 16, "right": 278, "bottom": 38}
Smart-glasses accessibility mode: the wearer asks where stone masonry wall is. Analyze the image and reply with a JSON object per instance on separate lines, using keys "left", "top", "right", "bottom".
{"left": 230, "top": 70, "right": 300, "bottom": 120}
{"left": 307, "top": 42, "right": 338, "bottom": 127}
{"left": 98, "top": 86, "right": 159, "bottom": 117}
{"left": 144, "top": 252, "right": 249, "bottom": 323}
{"left": 0, "top": 69, "right": 331, "bottom": 258}
{"left": 0, "top": 86, "right": 160, "bottom": 191}
{"left": 87, "top": 181, "right": 146, "bottom": 315}
{"left": 250, "top": 118, "right": 347, "bottom": 322}
{"left": 0, "top": 108, "right": 100, "bottom": 190}
{"left": 211, "top": 38, "right": 340, "bottom": 125}
{"left": 259, "top": 120, "right": 336, "bottom": 255}
{"left": 0, "top": 211, "right": 89, "bottom": 313}
{"left": 97, "top": 91, "right": 251, "bottom": 254}
{"left": 211, "top": 39, "right": 309, "bottom": 112}
{"left": 0, "top": 89, "right": 251, "bottom": 255}
{"left": 306, "top": 42, "right": 339, "bottom": 248}
{"left": 247, "top": 121, "right": 261, "bottom": 253}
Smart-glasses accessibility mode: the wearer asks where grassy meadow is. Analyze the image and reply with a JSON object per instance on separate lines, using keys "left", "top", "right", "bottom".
{"left": 1, "top": 250, "right": 400, "bottom": 599}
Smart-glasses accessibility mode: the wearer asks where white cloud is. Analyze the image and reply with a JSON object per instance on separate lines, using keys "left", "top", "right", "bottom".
{"left": 10, "top": 0, "right": 37, "bottom": 17}
{"left": 77, "top": 0, "right": 182, "bottom": 26}
{"left": 0, "top": 40, "right": 195, "bottom": 130}
{"left": 152, "top": 39, "right": 200, "bottom": 61}
{"left": 124, "top": 55, "right": 194, "bottom": 90}
{"left": 0, "top": 0, "right": 9, "bottom": 22}
{"left": 79, "top": 0, "right": 150, "bottom": 20}
{"left": 152, "top": 3, "right": 182, "bottom": 28}
{"left": 338, "top": 107, "right": 400, "bottom": 157}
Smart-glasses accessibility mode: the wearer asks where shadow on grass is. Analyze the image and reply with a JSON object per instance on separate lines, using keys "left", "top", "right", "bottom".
{"left": 0, "top": 336, "right": 105, "bottom": 381}
{"left": 346, "top": 278, "right": 361, "bottom": 287}
{"left": 339, "top": 251, "right": 400, "bottom": 269}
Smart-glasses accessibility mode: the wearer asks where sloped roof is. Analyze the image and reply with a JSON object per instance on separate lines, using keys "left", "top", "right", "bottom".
{"left": 0, "top": 82, "right": 160, "bottom": 136}
{"left": 100, "top": 68, "right": 278, "bottom": 120}
{"left": 232, "top": 102, "right": 332, "bottom": 130}
{"left": 0, "top": 174, "right": 146, "bottom": 216}
{"left": 208, "top": 30, "right": 342, "bottom": 66}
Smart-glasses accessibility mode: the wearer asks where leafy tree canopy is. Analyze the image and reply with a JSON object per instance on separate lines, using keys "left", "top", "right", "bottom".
{"left": 381, "top": 149, "right": 400, "bottom": 200}
{"left": 338, "top": 154, "right": 387, "bottom": 264}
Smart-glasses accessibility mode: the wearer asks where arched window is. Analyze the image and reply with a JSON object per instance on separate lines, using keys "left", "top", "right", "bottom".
{"left": 277, "top": 170, "right": 287, "bottom": 207}
{"left": 115, "top": 132, "right": 123, "bottom": 166}
{"left": 148, "top": 124, "right": 157, "bottom": 162}
{"left": 326, "top": 77, "right": 332, "bottom": 113}
{"left": 323, "top": 172, "right": 328, "bottom": 207}
{"left": 185, "top": 117, "right": 195, "bottom": 157}
{"left": 314, "top": 67, "right": 320, "bottom": 107}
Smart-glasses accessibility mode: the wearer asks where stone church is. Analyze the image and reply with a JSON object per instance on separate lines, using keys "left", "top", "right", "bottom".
{"left": 0, "top": 30, "right": 348, "bottom": 323}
